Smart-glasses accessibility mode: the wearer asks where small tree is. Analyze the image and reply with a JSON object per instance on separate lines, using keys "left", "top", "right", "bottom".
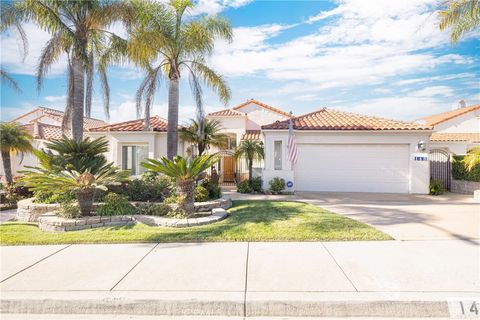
{"left": 180, "top": 117, "right": 228, "bottom": 156}
{"left": 463, "top": 146, "right": 480, "bottom": 171}
{"left": 142, "top": 154, "right": 219, "bottom": 214}
{"left": 234, "top": 140, "right": 264, "bottom": 183}
{"left": 0, "top": 122, "right": 32, "bottom": 184}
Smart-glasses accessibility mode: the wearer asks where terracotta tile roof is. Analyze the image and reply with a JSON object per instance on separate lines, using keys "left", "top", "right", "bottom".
{"left": 233, "top": 99, "right": 293, "bottom": 118}
{"left": 262, "top": 108, "right": 432, "bottom": 131}
{"left": 89, "top": 116, "right": 168, "bottom": 132}
{"left": 208, "top": 108, "right": 245, "bottom": 117}
{"left": 23, "top": 123, "right": 69, "bottom": 140}
{"left": 421, "top": 104, "right": 480, "bottom": 126}
{"left": 430, "top": 132, "right": 480, "bottom": 143}
{"left": 241, "top": 130, "right": 261, "bottom": 140}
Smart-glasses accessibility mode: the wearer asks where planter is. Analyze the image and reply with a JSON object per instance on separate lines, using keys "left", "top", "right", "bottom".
{"left": 135, "top": 208, "right": 228, "bottom": 228}
{"left": 39, "top": 213, "right": 135, "bottom": 232}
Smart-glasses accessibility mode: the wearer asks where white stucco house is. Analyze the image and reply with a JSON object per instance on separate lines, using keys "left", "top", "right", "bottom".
{"left": 261, "top": 108, "right": 432, "bottom": 194}
{"left": 420, "top": 103, "right": 480, "bottom": 155}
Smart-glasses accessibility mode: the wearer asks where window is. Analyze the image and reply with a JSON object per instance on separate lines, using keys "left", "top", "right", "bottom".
{"left": 122, "top": 145, "right": 148, "bottom": 175}
{"left": 274, "top": 140, "right": 282, "bottom": 170}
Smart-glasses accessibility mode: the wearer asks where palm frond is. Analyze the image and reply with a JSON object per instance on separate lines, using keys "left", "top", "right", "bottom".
{"left": 0, "top": 69, "right": 22, "bottom": 93}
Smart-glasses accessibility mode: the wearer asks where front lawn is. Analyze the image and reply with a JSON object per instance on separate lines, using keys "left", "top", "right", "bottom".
{"left": 0, "top": 201, "right": 391, "bottom": 245}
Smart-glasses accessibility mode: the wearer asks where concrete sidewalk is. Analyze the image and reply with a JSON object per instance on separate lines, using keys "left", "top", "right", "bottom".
{"left": 1, "top": 240, "right": 479, "bottom": 317}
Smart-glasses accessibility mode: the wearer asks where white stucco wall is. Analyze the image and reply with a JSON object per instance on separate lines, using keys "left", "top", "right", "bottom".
{"left": 236, "top": 102, "right": 290, "bottom": 130}
{"left": 430, "top": 141, "right": 478, "bottom": 155}
{"left": 262, "top": 130, "right": 432, "bottom": 194}
{"left": 208, "top": 115, "right": 247, "bottom": 145}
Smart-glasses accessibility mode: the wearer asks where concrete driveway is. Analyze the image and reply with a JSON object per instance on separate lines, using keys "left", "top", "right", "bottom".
{"left": 297, "top": 192, "right": 480, "bottom": 241}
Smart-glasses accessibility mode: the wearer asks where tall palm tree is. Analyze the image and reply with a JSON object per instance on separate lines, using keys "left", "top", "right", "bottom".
{"left": 234, "top": 140, "right": 264, "bottom": 183}
{"left": 127, "top": 0, "right": 232, "bottom": 159}
{"left": 439, "top": 0, "right": 480, "bottom": 43}
{"left": 0, "top": 69, "right": 22, "bottom": 93}
{"left": 180, "top": 117, "right": 228, "bottom": 156}
{"left": 1, "top": 0, "right": 133, "bottom": 139}
{"left": 0, "top": 122, "right": 33, "bottom": 184}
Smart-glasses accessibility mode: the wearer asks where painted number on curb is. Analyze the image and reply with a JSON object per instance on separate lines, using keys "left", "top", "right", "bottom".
{"left": 448, "top": 299, "right": 480, "bottom": 318}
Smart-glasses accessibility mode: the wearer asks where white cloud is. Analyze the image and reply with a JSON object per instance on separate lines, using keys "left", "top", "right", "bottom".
{"left": 44, "top": 95, "right": 66, "bottom": 102}
{"left": 191, "top": 0, "right": 253, "bottom": 15}
{"left": 409, "top": 85, "right": 455, "bottom": 97}
{"left": 392, "top": 73, "right": 476, "bottom": 86}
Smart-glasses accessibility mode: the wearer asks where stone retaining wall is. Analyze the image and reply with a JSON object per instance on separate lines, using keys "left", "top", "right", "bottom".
{"left": 451, "top": 179, "right": 480, "bottom": 195}
{"left": 39, "top": 213, "right": 135, "bottom": 232}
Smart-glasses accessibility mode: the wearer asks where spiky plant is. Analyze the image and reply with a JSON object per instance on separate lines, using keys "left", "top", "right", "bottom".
{"left": 439, "top": 0, "right": 480, "bottom": 43}
{"left": 119, "top": 0, "right": 232, "bottom": 158}
{"left": 234, "top": 140, "right": 264, "bottom": 183}
{"left": 180, "top": 117, "right": 228, "bottom": 156}
{"left": 142, "top": 154, "right": 219, "bottom": 213}
{"left": 0, "top": 122, "right": 33, "bottom": 184}
{"left": 463, "top": 146, "right": 480, "bottom": 171}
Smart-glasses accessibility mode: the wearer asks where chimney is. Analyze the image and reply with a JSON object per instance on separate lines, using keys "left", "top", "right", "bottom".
{"left": 457, "top": 99, "right": 467, "bottom": 109}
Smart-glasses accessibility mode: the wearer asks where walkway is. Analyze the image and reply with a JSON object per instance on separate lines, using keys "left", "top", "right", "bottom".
{"left": 1, "top": 241, "right": 479, "bottom": 317}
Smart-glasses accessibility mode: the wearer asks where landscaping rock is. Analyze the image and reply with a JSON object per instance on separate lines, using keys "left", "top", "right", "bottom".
{"left": 194, "top": 198, "right": 232, "bottom": 212}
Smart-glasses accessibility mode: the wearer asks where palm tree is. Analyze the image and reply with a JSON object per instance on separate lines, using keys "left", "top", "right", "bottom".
{"left": 234, "top": 140, "right": 264, "bottom": 183}
{"left": 180, "top": 117, "right": 228, "bottom": 156}
{"left": 126, "top": 0, "right": 232, "bottom": 158}
{"left": 1, "top": 0, "right": 133, "bottom": 138}
{"left": 0, "top": 122, "right": 33, "bottom": 184}
{"left": 1, "top": 69, "right": 22, "bottom": 93}
{"left": 142, "top": 154, "right": 219, "bottom": 214}
{"left": 463, "top": 146, "right": 480, "bottom": 171}
{"left": 439, "top": 0, "right": 480, "bottom": 43}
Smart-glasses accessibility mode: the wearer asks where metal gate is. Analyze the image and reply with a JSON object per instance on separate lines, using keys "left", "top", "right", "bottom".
{"left": 430, "top": 149, "right": 451, "bottom": 190}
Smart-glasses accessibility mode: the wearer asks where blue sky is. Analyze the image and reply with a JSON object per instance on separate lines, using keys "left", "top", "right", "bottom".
{"left": 1, "top": 0, "right": 479, "bottom": 124}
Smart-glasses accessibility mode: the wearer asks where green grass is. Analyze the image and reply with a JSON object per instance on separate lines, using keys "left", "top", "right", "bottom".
{"left": 0, "top": 201, "right": 391, "bottom": 245}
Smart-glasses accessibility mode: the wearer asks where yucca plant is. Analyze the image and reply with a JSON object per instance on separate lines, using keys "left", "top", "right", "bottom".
{"left": 142, "top": 154, "right": 219, "bottom": 213}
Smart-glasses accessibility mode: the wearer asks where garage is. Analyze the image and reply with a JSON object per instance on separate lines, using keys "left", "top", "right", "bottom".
{"left": 294, "top": 144, "right": 410, "bottom": 193}
{"left": 261, "top": 107, "right": 432, "bottom": 194}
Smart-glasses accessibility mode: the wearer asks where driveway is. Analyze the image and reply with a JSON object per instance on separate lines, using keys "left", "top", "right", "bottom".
{"left": 297, "top": 192, "right": 480, "bottom": 241}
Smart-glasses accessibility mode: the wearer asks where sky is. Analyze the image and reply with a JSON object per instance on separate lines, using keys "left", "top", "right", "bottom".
{"left": 1, "top": 0, "right": 479, "bottom": 125}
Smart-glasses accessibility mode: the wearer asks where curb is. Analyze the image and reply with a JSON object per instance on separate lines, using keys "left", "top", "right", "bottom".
{"left": 0, "top": 292, "right": 463, "bottom": 317}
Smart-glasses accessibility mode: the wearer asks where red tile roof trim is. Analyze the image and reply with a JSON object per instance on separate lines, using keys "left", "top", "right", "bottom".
{"left": 262, "top": 108, "right": 432, "bottom": 131}
{"left": 421, "top": 104, "right": 480, "bottom": 126}
{"left": 233, "top": 99, "right": 293, "bottom": 118}
{"left": 89, "top": 116, "right": 168, "bottom": 132}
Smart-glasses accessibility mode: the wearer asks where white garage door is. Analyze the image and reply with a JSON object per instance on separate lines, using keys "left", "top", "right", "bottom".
{"left": 294, "top": 144, "right": 410, "bottom": 193}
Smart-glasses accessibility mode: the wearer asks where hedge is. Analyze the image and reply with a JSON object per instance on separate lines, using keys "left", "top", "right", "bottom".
{"left": 452, "top": 155, "right": 480, "bottom": 182}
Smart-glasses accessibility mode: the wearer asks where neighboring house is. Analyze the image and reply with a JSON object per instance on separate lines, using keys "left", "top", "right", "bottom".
{"left": 87, "top": 116, "right": 184, "bottom": 176}
{"left": 0, "top": 107, "right": 107, "bottom": 178}
{"left": 420, "top": 103, "right": 480, "bottom": 155}
{"left": 261, "top": 108, "right": 432, "bottom": 194}
{"left": 207, "top": 99, "right": 292, "bottom": 182}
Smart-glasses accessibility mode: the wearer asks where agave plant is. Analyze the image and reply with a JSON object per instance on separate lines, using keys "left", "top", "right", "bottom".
{"left": 22, "top": 165, "right": 128, "bottom": 216}
{"left": 142, "top": 154, "right": 219, "bottom": 213}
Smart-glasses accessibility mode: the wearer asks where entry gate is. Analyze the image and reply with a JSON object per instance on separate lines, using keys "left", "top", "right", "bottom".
{"left": 429, "top": 149, "right": 451, "bottom": 190}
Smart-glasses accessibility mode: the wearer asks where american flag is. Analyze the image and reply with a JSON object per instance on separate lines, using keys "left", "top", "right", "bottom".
{"left": 287, "top": 116, "right": 298, "bottom": 164}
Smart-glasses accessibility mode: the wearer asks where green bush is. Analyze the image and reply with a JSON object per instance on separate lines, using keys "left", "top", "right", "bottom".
{"left": 34, "top": 190, "right": 76, "bottom": 204}
{"left": 452, "top": 155, "right": 480, "bottom": 182}
{"left": 166, "top": 207, "right": 188, "bottom": 219}
{"left": 269, "top": 177, "right": 285, "bottom": 193}
{"left": 137, "top": 202, "right": 171, "bottom": 216}
{"left": 250, "top": 177, "right": 262, "bottom": 192}
{"left": 237, "top": 180, "right": 253, "bottom": 193}
{"left": 58, "top": 201, "right": 81, "bottom": 219}
{"left": 124, "top": 175, "right": 174, "bottom": 202}
{"left": 194, "top": 185, "right": 209, "bottom": 202}
{"left": 96, "top": 193, "right": 136, "bottom": 216}
{"left": 201, "top": 179, "right": 221, "bottom": 199}
{"left": 429, "top": 179, "right": 446, "bottom": 195}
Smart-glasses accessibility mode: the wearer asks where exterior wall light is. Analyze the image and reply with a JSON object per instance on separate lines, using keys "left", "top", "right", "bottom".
{"left": 417, "top": 140, "right": 427, "bottom": 152}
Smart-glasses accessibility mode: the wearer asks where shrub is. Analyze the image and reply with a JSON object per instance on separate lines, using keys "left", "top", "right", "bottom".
{"left": 201, "top": 179, "right": 221, "bottom": 199}
{"left": 33, "top": 190, "right": 76, "bottom": 204}
{"left": 166, "top": 207, "right": 188, "bottom": 219}
{"left": 96, "top": 193, "right": 136, "bottom": 216}
{"left": 124, "top": 175, "right": 174, "bottom": 202}
{"left": 250, "top": 177, "right": 262, "bottom": 192}
{"left": 237, "top": 180, "right": 253, "bottom": 193}
{"left": 137, "top": 202, "right": 171, "bottom": 216}
{"left": 429, "top": 179, "right": 446, "bottom": 195}
{"left": 452, "top": 155, "right": 480, "bottom": 182}
{"left": 58, "top": 201, "right": 81, "bottom": 219}
{"left": 194, "top": 185, "right": 209, "bottom": 202}
{"left": 164, "top": 194, "right": 186, "bottom": 205}
{"left": 269, "top": 177, "right": 285, "bottom": 193}
{"left": 3, "top": 183, "right": 33, "bottom": 205}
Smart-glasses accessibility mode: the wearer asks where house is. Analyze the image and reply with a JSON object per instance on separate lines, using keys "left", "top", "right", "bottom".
{"left": 261, "top": 108, "right": 432, "bottom": 194}
{"left": 0, "top": 107, "right": 107, "bottom": 177}
{"left": 420, "top": 103, "right": 480, "bottom": 155}
{"left": 207, "top": 99, "right": 292, "bottom": 182}
{"left": 86, "top": 116, "right": 184, "bottom": 176}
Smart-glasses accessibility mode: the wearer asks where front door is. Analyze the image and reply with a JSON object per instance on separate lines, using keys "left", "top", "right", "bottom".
{"left": 223, "top": 156, "right": 235, "bottom": 182}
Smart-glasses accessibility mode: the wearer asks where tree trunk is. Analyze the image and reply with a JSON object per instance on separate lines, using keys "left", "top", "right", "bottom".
{"left": 1, "top": 151, "right": 13, "bottom": 185}
{"left": 71, "top": 54, "right": 85, "bottom": 141}
{"left": 76, "top": 188, "right": 94, "bottom": 216}
{"left": 167, "top": 78, "right": 179, "bottom": 159}
{"left": 248, "top": 158, "right": 253, "bottom": 182}
{"left": 176, "top": 179, "right": 195, "bottom": 214}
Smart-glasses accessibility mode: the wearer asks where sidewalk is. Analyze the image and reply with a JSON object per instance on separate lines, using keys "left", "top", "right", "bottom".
{"left": 1, "top": 240, "right": 479, "bottom": 317}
